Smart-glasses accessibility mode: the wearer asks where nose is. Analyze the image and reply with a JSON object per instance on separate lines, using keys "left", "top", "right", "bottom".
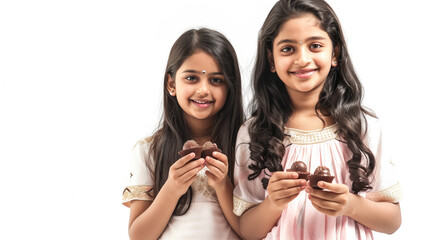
{"left": 196, "top": 79, "right": 210, "bottom": 95}
{"left": 295, "top": 48, "right": 311, "bottom": 66}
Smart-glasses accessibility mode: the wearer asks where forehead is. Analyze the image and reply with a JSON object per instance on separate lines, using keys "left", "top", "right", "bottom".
{"left": 178, "top": 50, "right": 220, "bottom": 71}
{"left": 274, "top": 14, "right": 330, "bottom": 43}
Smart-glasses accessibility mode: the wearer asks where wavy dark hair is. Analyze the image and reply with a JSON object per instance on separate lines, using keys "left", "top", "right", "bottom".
{"left": 248, "top": 0, "right": 376, "bottom": 194}
{"left": 149, "top": 28, "right": 244, "bottom": 215}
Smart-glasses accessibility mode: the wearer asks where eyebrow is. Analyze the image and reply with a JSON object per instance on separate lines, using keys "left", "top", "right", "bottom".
{"left": 182, "top": 70, "right": 224, "bottom": 75}
{"left": 276, "top": 36, "right": 327, "bottom": 46}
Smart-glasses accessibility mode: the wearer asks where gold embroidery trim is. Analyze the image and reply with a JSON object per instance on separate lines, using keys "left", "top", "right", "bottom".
{"left": 122, "top": 185, "right": 153, "bottom": 207}
{"left": 366, "top": 182, "right": 402, "bottom": 203}
{"left": 233, "top": 195, "right": 257, "bottom": 216}
{"left": 285, "top": 124, "right": 338, "bottom": 144}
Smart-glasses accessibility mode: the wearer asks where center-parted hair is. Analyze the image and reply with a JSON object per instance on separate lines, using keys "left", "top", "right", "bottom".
{"left": 149, "top": 28, "right": 244, "bottom": 215}
{"left": 248, "top": 0, "right": 376, "bottom": 193}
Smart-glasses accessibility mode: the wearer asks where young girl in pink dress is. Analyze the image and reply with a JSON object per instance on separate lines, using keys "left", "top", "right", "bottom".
{"left": 122, "top": 28, "right": 243, "bottom": 239}
{"left": 233, "top": 0, "right": 402, "bottom": 239}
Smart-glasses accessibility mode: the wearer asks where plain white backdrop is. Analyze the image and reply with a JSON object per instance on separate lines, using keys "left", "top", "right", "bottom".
{"left": 1, "top": 0, "right": 427, "bottom": 239}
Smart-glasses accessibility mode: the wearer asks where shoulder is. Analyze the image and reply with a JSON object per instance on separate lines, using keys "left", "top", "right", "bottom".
{"left": 236, "top": 118, "right": 254, "bottom": 145}
{"left": 130, "top": 136, "right": 154, "bottom": 167}
{"left": 132, "top": 136, "right": 153, "bottom": 152}
{"left": 363, "top": 114, "right": 382, "bottom": 140}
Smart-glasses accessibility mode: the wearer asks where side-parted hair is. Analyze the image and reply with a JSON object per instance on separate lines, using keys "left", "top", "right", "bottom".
{"left": 149, "top": 28, "right": 244, "bottom": 215}
{"left": 248, "top": 0, "right": 376, "bottom": 193}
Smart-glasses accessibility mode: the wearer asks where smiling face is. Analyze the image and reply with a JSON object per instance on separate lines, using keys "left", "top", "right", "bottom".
{"left": 269, "top": 14, "right": 337, "bottom": 96}
{"left": 167, "top": 50, "right": 228, "bottom": 126}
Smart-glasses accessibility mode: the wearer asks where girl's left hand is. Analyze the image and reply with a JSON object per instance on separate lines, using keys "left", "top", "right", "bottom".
{"left": 205, "top": 151, "right": 229, "bottom": 189}
{"left": 305, "top": 181, "right": 353, "bottom": 217}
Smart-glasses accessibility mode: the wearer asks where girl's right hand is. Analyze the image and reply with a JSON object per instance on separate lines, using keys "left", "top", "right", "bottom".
{"left": 164, "top": 152, "right": 205, "bottom": 198}
{"left": 266, "top": 171, "right": 307, "bottom": 210}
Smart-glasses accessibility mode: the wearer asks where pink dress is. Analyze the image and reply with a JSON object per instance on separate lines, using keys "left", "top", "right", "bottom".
{"left": 233, "top": 117, "right": 402, "bottom": 240}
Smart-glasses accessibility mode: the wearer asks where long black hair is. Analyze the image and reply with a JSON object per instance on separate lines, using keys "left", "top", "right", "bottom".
{"left": 149, "top": 28, "right": 244, "bottom": 215}
{"left": 248, "top": 0, "right": 376, "bottom": 194}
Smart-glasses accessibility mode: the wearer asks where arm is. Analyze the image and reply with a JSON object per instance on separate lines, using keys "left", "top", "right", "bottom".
{"left": 128, "top": 154, "right": 205, "bottom": 240}
{"left": 236, "top": 171, "right": 307, "bottom": 240}
{"left": 307, "top": 181, "right": 401, "bottom": 234}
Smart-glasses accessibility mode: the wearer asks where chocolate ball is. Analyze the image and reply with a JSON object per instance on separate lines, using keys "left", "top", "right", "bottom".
{"left": 290, "top": 161, "right": 307, "bottom": 172}
{"left": 202, "top": 141, "right": 215, "bottom": 150}
{"left": 314, "top": 166, "right": 331, "bottom": 176}
{"left": 183, "top": 140, "right": 200, "bottom": 150}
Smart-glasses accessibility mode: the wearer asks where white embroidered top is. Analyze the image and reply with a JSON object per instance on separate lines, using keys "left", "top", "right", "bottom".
{"left": 122, "top": 139, "right": 239, "bottom": 240}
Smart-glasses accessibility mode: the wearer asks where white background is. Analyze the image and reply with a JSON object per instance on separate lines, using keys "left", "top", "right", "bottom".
{"left": 1, "top": 0, "right": 427, "bottom": 239}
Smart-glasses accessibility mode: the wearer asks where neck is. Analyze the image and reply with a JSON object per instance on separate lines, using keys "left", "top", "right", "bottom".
{"left": 286, "top": 85, "right": 334, "bottom": 130}
{"left": 287, "top": 88, "right": 320, "bottom": 113}
{"left": 184, "top": 115, "right": 214, "bottom": 145}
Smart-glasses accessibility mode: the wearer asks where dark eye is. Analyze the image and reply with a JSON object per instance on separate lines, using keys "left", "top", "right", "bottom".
{"left": 281, "top": 46, "right": 294, "bottom": 53}
{"left": 310, "top": 43, "right": 322, "bottom": 49}
{"left": 211, "top": 77, "right": 224, "bottom": 84}
{"left": 185, "top": 76, "right": 198, "bottom": 82}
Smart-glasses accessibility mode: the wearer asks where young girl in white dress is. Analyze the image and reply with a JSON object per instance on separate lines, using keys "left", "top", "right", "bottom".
{"left": 233, "top": 0, "right": 402, "bottom": 239}
{"left": 122, "top": 28, "right": 243, "bottom": 239}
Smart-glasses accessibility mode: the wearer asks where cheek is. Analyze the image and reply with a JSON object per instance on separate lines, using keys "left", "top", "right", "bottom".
{"left": 317, "top": 56, "right": 333, "bottom": 73}
{"left": 317, "top": 54, "right": 333, "bottom": 67}
{"left": 214, "top": 87, "right": 228, "bottom": 107}
{"left": 274, "top": 58, "right": 294, "bottom": 75}
{"left": 175, "top": 83, "right": 192, "bottom": 98}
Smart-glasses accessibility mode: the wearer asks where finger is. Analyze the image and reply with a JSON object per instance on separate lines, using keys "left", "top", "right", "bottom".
{"left": 269, "top": 178, "right": 307, "bottom": 192}
{"left": 206, "top": 156, "right": 227, "bottom": 174}
{"left": 308, "top": 194, "right": 342, "bottom": 212}
{"left": 269, "top": 185, "right": 305, "bottom": 200}
{"left": 180, "top": 164, "right": 205, "bottom": 182}
{"left": 310, "top": 200, "right": 337, "bottom": 216}
{"left": 271, "top": 192, "right": 300, "bottom": 204}
{"left": 175, "top": 158, "right": 205, "bottom": 176}
{"left": 317, "top": 181, "right": 347, "bottom": 194}
{"left": 305, "top": 186, "right": 339, "bottom": 201}
{"left": 172, "top": 152, "right": 196, "bottom": 169}
{"left": 270, "top": 171, "right": 299, "bottom": 182}
{"left": 211, "top": 152, "right": 228, "bottom": 166}
{"left": 183, "top": 174, "right": 199, "bottom": 186}
{"left": 205, "top": 163, "right": 224, "bottom": 179}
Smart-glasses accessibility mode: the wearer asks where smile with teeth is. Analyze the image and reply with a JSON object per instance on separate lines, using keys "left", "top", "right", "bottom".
{"left": 191, "top": 99, "right": 214, "bottom": 109}
{"left": 191, "top": 99, "right": 213, "bottom": 104}
{"left": 291, "top": 69, "right": 317, "bottom": 78}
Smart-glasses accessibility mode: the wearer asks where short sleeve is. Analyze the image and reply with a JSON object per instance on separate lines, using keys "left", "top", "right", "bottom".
{"left": 233, "top": 120, "right": 266, "bottom": 216}
{"left": 122, "top": 138, "right": 155, "bottom": 207}
{"left": 364, "top": 117, "right": 402, "bottom": 203}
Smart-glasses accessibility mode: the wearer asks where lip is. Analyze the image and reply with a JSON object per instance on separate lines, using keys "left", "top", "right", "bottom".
{"left": 290, "top": 68, "right": 318, "bottom": 78}
{"left": 190, "top": 99, "right": 214, "bottom": 108}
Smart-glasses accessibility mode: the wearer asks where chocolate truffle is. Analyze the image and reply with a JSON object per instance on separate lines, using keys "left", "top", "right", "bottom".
{"left": 183, "top": 140, "right": 199, "bottom": 150}
{"left": 178, "top": 140, "right": 202, "bottom": 159}
{"left": 201, "top": 141, "right": 221, "bottom": 158}
{"left": 314, "top": 166, "right": 331, "bottom": 176}
{"left": 308, "top": 166, "right": 335, "bottom": 189}
{"left": 291, "top": 161, "right": 308, "bottom": 172}
{"left": 286, "top": 161, "right": 310, "bottom": 180}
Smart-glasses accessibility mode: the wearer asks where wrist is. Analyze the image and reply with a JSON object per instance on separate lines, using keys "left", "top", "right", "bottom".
{"left": 265, "top": 195, "right": 286, "bottom": 213}
{"left": 344, "top": 192, "right": 358, "bottom": 217}
{"left": 162, "top": 180, "right": 185, "bottom": 200}
{"left": 213, "top": 177, "right": 231, "bottom": 193}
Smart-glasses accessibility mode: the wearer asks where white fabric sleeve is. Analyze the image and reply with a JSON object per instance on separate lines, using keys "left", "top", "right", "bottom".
{"left": 122, "top": 138, "right": 155, "bottom": 207}
{"left": 364, "top": 117, "right": 402, "bottom": 203}
{"left": 233, "top": 120, "right": 266, "bottom": 216}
